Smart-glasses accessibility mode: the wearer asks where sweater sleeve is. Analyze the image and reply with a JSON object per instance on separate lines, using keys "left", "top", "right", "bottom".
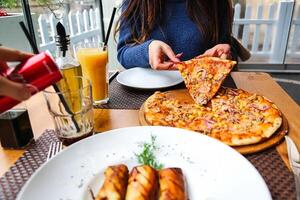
{"left": 117, "top": 0, "right": 152, "bottom": 69}
{"left": 117, "top": 25, "right": 153, "bottom": 69}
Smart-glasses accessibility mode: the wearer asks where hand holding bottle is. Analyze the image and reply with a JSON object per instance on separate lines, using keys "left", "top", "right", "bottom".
{"left": 0, "top": 46, "right": 33, "bottom": 101}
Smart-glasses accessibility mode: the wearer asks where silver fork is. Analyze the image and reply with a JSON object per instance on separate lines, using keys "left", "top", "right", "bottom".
{"left": 47, "top": 142, "right": 63, "bottom": 161}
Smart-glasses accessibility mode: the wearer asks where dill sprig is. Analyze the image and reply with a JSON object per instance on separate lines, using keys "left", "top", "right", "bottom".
{"left": 135, "top": 135, "right": 164, "bottom": 170}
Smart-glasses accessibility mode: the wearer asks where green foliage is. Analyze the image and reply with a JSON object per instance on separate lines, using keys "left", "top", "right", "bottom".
{"left": 135, "top": 135, "right": 164, "bottom": 170}
{"left": 0, "top": 0, "right": 55, "bottom": 9}
{"left": 0, "top": 0, "right": 20, "bottom": 8}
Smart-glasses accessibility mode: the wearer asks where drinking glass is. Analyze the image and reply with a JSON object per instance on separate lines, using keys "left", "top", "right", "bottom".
{"left": 44, "top": 76, "right": 94, "bottom": 146}
{"left": 76, "top": 42, "right": 109, "bottom": 105}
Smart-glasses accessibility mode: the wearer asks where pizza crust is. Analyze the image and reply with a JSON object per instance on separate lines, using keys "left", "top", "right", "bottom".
{"left": 263, "top": 117, "right": 282, "bottom": 138}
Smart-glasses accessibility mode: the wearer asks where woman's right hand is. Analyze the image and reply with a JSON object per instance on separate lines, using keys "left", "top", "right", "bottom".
{"left": 148, "top": 40, "right": 181, "bottom": 70}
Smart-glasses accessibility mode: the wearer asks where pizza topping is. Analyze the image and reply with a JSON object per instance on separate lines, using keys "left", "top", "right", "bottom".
{"left": 250, "top": 103, "right": 270, "bottom": 111}
{"left": 204, "top": 118, "right": 216, "bottom": 129}
{"left": 198, "top": 83, "right": 211, "bottom": 93}
{"left": 195, "top": 68, "right": 207, "bottom": 80}
{"left": 228, "top": 89, "right": 239, "bottom": 96}
{"left": 213, "top": 73, "right": 225, "bottom": 81}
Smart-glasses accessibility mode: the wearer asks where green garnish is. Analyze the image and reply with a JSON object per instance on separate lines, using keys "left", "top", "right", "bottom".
{"left": 135, "top": 135, "right": 164, "bottom": 170}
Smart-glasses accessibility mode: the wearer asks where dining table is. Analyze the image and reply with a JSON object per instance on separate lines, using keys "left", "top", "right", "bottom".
{"left": 0, "top": 71, "right": 299, "bottom": 199}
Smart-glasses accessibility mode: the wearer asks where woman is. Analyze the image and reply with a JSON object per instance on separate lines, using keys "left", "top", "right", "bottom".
{"left": 116, "top": 0, "right": 234, "bottom": 70}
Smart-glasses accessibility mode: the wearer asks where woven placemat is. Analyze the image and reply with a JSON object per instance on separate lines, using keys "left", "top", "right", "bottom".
{"left": 0, "top": 130, "right": 58, "bottom": 200}
{"left": 0, "top": 130, "right": 295, "bottom": 199}
{"left": 97, "top": 74, "right": 237, "bottom": 110}
{"left": 246, "top": 148, "right": 296, "bottom": 199}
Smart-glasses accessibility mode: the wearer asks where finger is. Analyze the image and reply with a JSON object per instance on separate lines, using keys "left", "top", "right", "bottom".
{"left": 196, "top": 50, "right": 215, "bottom": 59}
{"left": 161, "top": 45, "right": 180, "bottom": 63}
{"left": 217, "top": 49, "right": 224, "bottom": 57}
{"left": 168, "top": 63, "right": 179, "bottom": 70}
{"left": 225, "top": 53, "right": 232, "bottom": 60}
{"left": 196, "top": 54, "right": 205, "bottom": 59}
{"left": 0, "top": 77, "right": 31, "bottom": 101}
{"left": 0, "top": 61, "right": 9, "bottom": 72}
{"left": 0, "top": 46, "right": 33, "bottom": 62}
{"left": 164, "top": 61, "right": 178, "bottom": 70}
{"left": 209, "top": 48, "right": 219, "bottom": 57}
{"left": 151, "top": 50, "right": 164, "bottom": 70}
{"left": 175, "top": 52, "right": 183, "bottom": 59}
{"left": 222, "top": 45, "right": 231, "bottom": 54}
{"left": 220, "top": 53, "right": 228, "bottom": 59}
{"left": 154, "top": 62, "right": 174, "bottom": 70}
{"left": 168, "top": 54, "right": 182, "bottom": 65}
{"left": 197, "top": 50, "right": 212, "bottom": 58}
{"left": 202, "top": 48, "right": 218, "bottom": 58}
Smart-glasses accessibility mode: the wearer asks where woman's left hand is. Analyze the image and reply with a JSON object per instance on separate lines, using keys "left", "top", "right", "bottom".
{"left": 0, "top": 46, "right": 33, "bottom": 101}
{"left": 198, "top": 44, "right": 232, "bottom": 59}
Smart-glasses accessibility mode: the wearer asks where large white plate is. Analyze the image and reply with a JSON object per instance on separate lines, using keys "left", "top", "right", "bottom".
{"left": 116, "top": 68, "right": 183, "bottom": 89}
{"left": 17, "top": 126, "right": 271, "bottom": 200}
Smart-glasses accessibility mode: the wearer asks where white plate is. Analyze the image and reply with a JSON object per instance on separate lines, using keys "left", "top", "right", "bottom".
{"left": 17, "top": 126, "right": 271, "bottom": 200}
{"left": 116, "top": 68, "right": 183, "bottom": 89}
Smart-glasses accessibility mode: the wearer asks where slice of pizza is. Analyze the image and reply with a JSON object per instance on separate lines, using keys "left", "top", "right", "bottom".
{"left": 176, "top": 57, "right": 236, "bottom": 105}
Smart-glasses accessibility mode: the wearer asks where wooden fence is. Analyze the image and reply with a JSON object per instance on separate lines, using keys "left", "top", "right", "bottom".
{"left": 37, "top": 0, "right": 300, "bottom": 67}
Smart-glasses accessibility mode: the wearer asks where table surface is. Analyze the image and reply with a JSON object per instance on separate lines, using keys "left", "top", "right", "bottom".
{"left": 0, "top": 72, "right": 299, "bottom": 176}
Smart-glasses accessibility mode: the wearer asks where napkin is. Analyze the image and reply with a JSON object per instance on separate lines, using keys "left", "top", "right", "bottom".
{"left": 285, "top": 136, "right": 300, "bottom": 199}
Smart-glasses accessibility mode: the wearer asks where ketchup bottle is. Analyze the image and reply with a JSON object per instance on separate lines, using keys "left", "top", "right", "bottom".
{"left": 0, "top": 51, "right": 63, "bottom": 113}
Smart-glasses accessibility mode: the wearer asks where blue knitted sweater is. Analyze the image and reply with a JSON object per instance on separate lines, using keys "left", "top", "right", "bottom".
{"left": 117, "top": 0, "right": 230, "bottom": 69}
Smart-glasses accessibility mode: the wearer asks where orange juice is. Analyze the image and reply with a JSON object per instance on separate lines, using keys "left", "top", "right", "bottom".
{"left": 77, "top": 48, "right": 109, "bottom": 104}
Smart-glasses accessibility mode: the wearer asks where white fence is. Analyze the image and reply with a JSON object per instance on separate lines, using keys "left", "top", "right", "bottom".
{"left": 38, "top": 8, "right": 102, "bottom": 52}
{"left": 232, "top": 0, "right": 300, "bottom": 63}
{"left": 37, "top": 0, "right": 300, "bottom": 68}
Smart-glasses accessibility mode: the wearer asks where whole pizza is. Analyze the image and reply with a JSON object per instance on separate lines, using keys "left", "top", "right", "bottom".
{"left": 144, "top": 57, "right": 282, "bottom": 146}
{"left": 144, "top": 88, "right": 282, "bottom": 146}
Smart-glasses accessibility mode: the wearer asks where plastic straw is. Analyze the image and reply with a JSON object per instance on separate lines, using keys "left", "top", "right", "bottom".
{"left": 103, "top": 7, "right": 117, "bottom": 50}
{"left": 19, "top": 22, "right": 39, "bottom": 54}
{"left": 98, "top": 0, "right": 105, "bottom": 42}
{"left": 19, "top": 21, "right": 80, "bottom": 133}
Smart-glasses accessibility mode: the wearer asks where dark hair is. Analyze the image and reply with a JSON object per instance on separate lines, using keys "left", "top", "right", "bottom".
{"left": 115, "top": 0, "right": 233, "bottom": 46}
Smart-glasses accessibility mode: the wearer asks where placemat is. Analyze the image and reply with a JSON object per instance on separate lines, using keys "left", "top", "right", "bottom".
{"left": 0, "top": 130, "right": 58, "bottom": 200}
{"left": 0, "top": 130, "right": 295, "bottom": 199}
{"left": 96, "top": 74, "right": 237, "bottom": 110}
{"left": 246, "top": 148, "right": 296, "bottom": 199}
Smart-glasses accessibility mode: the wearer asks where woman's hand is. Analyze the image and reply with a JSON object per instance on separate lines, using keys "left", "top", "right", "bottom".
{"left": 148, "top": 40, "right": 181, "bottom": 70}
{"left": 0, "top": 46, "right": 33, "bottom": 101}
{"left": 198, "top": 44, "right": 232, "bottom": 59}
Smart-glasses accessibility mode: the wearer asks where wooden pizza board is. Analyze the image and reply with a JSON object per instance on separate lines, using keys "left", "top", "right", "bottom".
{"left": 139, "top": 89, "right": 289, "bottom": 155}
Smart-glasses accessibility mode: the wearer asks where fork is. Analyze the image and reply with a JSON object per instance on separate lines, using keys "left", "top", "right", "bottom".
{"left": 47, "top": 142, "right": 63, "bottom": 161}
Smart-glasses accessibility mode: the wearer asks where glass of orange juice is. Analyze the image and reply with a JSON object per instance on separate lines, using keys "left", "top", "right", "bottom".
{"left": 76, "top": 42, "right": 109, "bottom": 105}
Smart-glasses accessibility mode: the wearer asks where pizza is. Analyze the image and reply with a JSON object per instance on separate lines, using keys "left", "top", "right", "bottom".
{"left": 144, "top": 88, "right": 282, "bottom": 146}
{"left": 176, "top": 57, "right": 236, "bottom": 105}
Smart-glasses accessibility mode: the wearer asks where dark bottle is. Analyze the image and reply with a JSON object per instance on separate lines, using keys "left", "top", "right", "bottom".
{"left": 0, "top": 109, "right": 34, "bottom": 149}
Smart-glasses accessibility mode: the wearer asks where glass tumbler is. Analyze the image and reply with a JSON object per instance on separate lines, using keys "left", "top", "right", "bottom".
{"left": 44, "top": 76, "right": 94, "bottom": 146}
{"left": 76, "top": 42, "right": 109, "bottom": 105}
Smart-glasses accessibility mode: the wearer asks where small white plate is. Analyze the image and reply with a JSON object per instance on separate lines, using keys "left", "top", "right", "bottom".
{"left": 17, "top": 126, "right": 271, "bottom": 200}
{"left": 116, "top": 68, "right": 183, "bottom": 90}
